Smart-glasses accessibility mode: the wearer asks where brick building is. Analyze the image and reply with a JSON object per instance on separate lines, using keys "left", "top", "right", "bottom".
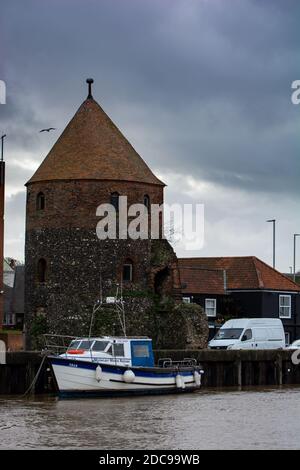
{"left": 25, "top": 80, "right": 181, "bottom": 346}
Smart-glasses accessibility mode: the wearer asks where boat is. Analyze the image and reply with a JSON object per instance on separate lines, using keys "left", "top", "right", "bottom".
{"left": 46, "top": 287, "right": 204, "bottom": 398}
{"left": 47, "top": 335, "right": 204, "bottom": 398}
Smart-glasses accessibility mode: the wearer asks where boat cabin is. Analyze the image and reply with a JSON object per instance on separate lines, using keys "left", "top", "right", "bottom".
{"left": 62, "top": 336, "right": 155, "bottom": 367}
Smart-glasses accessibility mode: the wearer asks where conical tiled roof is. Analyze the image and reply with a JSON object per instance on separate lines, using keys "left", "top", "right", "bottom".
{"left": 27, "top": 97, "right": 164, "bottom": 186}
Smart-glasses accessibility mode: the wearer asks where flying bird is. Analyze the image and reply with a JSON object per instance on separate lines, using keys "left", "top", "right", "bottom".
{"left": 39, "top": 127, "right": 56, "bottom": 133}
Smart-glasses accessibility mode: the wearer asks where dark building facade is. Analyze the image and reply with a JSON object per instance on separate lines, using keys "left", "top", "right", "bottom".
{"left": 25, "top": 81, "right": 181, "bottom": 346}
{"left": 3, "top": 259, "right": 24, "bottom": 329}
{"left": 179, "top": 257, "right": 300, "bottom": 344}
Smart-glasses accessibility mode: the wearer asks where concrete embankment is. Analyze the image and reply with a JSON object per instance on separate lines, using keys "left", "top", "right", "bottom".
{"left": 0, "top": 349, "right": 299, "bottom": 394}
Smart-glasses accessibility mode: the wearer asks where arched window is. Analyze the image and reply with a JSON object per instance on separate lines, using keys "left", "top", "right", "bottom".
{"left": 143, "top": 194, "right": 150, "bottom": 211}
{"left": 122, "top": 259, "right": 133, "bottom": 283}
{"left": 37, "top": 258, "right": 47, "bottom": 283}
{"left": 36, "top": 192, "right": 45, "bottom": 211}
{"left": 110, "top": 192, "right": 119, "bottom": 212}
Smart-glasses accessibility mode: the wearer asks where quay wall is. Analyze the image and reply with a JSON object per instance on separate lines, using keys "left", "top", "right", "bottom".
{"left": 0, "top": 352, "right": 50, "bottom": 395}
{"left": 154, "top": 349, "right": 300, "bottom": 388}
{"left": 0, "top": 349, "right": 300, "bottom": 394}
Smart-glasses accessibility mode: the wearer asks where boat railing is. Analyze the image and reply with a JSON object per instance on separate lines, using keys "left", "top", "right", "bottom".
{"left": 158, "top": 357, "right": 198, "bottom": 368}
{"left": 43, "top": 334, "right": 77, "bottom": 355}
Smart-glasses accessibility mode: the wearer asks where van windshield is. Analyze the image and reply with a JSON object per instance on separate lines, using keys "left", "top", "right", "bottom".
{"left": 214, "top": 328, "right": 243, "bottom": 340}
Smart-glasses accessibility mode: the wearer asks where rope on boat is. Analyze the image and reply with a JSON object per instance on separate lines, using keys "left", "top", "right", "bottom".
{"left": 21, "top": 354, "right": 48, "bottom": 398}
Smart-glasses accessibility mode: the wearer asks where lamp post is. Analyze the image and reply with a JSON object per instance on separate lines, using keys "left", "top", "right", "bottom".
{"left": 267, "top": 219, "right": 276, "bottom": 269}
{"left": 293, "top": 234, "right": 300, "bottom": 282}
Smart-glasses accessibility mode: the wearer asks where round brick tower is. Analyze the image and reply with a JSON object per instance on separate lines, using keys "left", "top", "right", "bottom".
{"left": 25, "top": 80, "right": 180, "bottom": 346}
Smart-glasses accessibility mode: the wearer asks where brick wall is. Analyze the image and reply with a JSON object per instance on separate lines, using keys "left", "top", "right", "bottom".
{"left": 25, "top": 179, "right": 181, "bottom": 347}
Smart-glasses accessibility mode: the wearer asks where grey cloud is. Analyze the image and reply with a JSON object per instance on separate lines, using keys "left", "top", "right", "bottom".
{"left": 1, "top": 0, "right": 300, "bottom": 270}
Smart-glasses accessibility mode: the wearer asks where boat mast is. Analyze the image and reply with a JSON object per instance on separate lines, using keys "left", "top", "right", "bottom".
{"left": 88, "top": 274, "right": 127, "bottom": 338}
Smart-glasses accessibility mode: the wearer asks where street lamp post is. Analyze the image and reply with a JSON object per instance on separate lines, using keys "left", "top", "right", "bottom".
{"left": 267, "top": 219, "right": 276, "bottom": 269}
{"left": 293, "top": 234, "right": 300, "bottom": 282}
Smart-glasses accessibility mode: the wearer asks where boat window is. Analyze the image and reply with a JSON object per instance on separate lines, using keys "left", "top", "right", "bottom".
{"left": 92, "top": 341, "right": 109, "bottom": 352}
{"left": 132, "top": 344, "right": 150, "bottom": 358}
{"left": 214, "top": 328, "right": 243, "bottom": 340}
{"left": 113, "top": 343, "right": 125, "bottom": 357}
{"left": 106, "top": 345, "right": 113, "bottom": 355}
{"left": 68, "top": 340, "right": 81, "bottom": 350}
{"left": 78, "top": 340, "right": 93, "bottom": 350}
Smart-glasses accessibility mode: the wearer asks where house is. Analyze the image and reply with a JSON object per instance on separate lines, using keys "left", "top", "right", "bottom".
{"left": 3, "top": 258, "right": 24, "bottom": 329}
{"left": 179, "top": 256, "right": 300, "bottom": 344}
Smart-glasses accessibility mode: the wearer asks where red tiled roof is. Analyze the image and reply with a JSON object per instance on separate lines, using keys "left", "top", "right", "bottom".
{"left": 27, "top": 98, "right": 164, "bottom": 186}
{"left": 178, "top": 257, "right": 300, "bottom": 294}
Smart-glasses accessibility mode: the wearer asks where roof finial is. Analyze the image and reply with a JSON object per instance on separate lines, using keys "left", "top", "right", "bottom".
{"left": 86, "top": 78, "right": 94, "bottom": 99}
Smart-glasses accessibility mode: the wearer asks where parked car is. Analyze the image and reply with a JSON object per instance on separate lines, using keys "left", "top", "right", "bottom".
{"left": 209, "top": 318, "right": 285, "bottom": 350}
{"left": 287, "top": 340, "right": 300, "bottom": 350}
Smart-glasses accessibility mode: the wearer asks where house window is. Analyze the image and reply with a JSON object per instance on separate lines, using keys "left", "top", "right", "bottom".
{"left": 36, "top": 192, "right": 45, "bottom": 211}
{"left": 122, "top": 260, "right": 133, "bottom": 282}
{"left": 37, "top": 258, "right": 47, "bottom": 283}
{"left": 144, "top": 194, "right": 150, "bottom": 211}
{"left": 182, "top": 297, "right": 191, "bottom": 304}
{"left": 279, "top": 295, "right": 291, "bottom": 319}
{"left": 110, "top": 192, "right": 119, "bottom": 212}
{"left": 285, "top": 332, "right": 290, "bottom": 346}
{"left": 205, "top": 298, "right": 217, "bottom": 317}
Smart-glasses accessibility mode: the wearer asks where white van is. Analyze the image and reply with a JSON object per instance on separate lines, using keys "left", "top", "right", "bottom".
{"left": 208, "top": 318, "right": 285, "bottom": 350}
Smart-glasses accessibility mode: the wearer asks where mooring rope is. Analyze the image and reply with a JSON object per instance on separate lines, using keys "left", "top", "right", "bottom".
{"left": 21, "top": 354, "right": 48, "bottom": 398}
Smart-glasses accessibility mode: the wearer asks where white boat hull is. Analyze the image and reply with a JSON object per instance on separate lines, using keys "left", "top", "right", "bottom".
{"left": 49, "top": 357, "right": 201, "bottom": 398}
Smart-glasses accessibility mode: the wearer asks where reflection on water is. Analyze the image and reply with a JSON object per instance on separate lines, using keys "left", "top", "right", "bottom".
{"left": 0, "top": 386, "right": 300, "bottom": 450}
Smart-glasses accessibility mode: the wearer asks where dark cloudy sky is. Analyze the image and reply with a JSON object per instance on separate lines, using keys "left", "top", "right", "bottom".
{"left": 1, "top": 0, "right": 300, "bottom": 271}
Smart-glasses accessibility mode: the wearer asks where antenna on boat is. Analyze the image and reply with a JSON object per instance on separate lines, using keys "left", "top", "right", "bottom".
{"left": 120, "top": 280, "right": 126, "bottom": 337}
{"left": 115, "top": 281, "right": 127, "bottom": 337}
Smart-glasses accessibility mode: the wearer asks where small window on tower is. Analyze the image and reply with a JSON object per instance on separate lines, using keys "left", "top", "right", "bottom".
{"left": 37, "top": 192, "right": 45, "bottom": 211}
{"left": 110, "top": 192, "right": 119, "bottom": 212}
{"left": 144, "top": 194, "right": 150, "bottom": 211}
{"left": 37, "top": 258, "right": 47, "bottom": 283}
{"left": 122, "top": 260, "right": 133, "bottom": 282}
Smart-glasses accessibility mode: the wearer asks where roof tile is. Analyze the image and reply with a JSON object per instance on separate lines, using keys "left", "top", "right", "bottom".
{"left": 179, "top": 256, "right": 300, "bottom": 294}
{"left": 27, "top": 98, "right": 164, "bottom": 186}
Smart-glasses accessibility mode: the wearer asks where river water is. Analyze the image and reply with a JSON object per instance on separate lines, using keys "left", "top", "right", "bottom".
{"left": 0, "top": 386, "right": 299, "bottom": 450}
